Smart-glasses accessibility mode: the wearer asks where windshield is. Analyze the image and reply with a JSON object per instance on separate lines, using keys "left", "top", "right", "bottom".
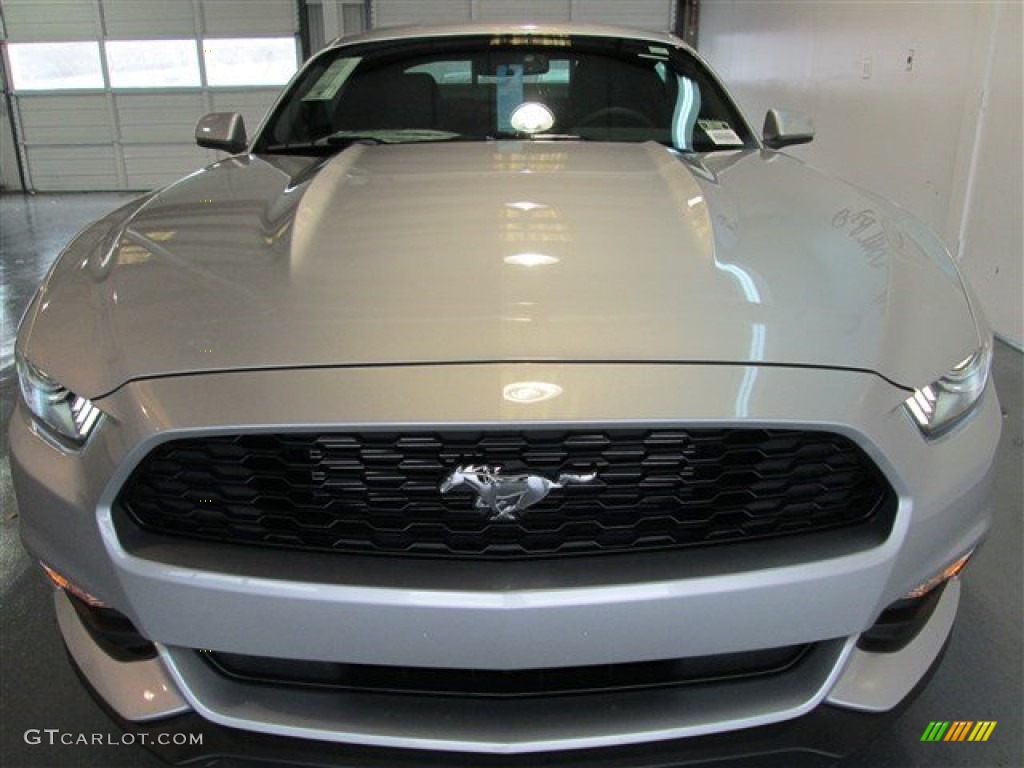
{"left": 255, "top": 33, "right": 755, "bottom": 154}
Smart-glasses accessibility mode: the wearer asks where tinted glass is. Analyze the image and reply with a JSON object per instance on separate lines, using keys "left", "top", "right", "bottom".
{"left": 257, "top": 34, "right": 754, "bottom": 154}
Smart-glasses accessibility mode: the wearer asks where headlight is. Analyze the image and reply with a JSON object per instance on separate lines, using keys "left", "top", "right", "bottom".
{"left": 16, "top": 355, "right": 102, "bottom": 446}
{"left": 903, "top": 342, "right": 992, "bottom": 438}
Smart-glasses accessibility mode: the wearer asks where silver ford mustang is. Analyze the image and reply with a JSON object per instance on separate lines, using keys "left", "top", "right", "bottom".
{"left": 11, "top": 23, "right": 1000, "bottom": 765}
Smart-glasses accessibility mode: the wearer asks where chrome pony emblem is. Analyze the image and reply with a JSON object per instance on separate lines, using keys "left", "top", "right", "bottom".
{"left": 439, "top": 465, "right": 597, "bottom": 522}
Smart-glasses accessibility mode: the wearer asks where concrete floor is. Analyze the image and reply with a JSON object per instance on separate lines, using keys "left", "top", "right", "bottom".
{"left": 1, "top": 192, "right": 1021, "bottom": 768}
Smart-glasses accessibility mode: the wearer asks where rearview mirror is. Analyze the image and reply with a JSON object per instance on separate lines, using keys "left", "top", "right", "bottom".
{"left": 762, "top": 109, "right": 814, "bottom": 149}
{"left": 195, "top": 112, "right": 247, "bottom": 153}
{"left": 485, "top": 52, "right": 550, "bottom": 76}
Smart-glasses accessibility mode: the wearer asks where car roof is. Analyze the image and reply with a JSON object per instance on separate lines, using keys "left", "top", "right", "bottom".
{"left": 326, "top": 22, "right": 690, "bottom": 53}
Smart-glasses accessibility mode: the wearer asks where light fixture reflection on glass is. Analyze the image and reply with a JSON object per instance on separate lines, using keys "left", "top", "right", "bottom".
{"left": 687, "top": 195, "right": 704, "bottom": 208}
{"left": 506, "top": 201, "right": 547, "bottom": 212}
{"left": 503, "top": 381, "right": 563, "bottom": 404}
{"left": 504, "top": 252, "right": 559, "bottom": 267}
{"left": 510, "top": 102, "right": 555, "bottom": 134}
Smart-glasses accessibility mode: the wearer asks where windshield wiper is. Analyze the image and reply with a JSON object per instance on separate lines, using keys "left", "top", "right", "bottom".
{"left": 262, "top": 142, "right": 337, "bottom": 156}
{"left": 324, "top": 129, "right": 483, "bottom": 146}
{"left": 263, "top": 130, "right": 488, "bottom": 155}
{"left": 526, "top": 133, "right": 588, "bottom": 141}
{"left": 486, "top": 131, "right": 588, "bottom": 142}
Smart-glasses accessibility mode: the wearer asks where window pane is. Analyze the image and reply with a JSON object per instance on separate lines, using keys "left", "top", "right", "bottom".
{"left": 407, "top": 61, "right": 472, "bottom": 84}
{"left": 7, "top": 42, "right": 104, "bottom": 91}
{"left": 204, "top": 38, "right": 298, "bottom": 86}
{"left": 106, "top": 40, "right": 201, "bottom": 88}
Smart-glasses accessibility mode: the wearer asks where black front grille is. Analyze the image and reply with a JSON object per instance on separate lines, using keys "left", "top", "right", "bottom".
{"left": 118, "top": 428, "right": 893, "bottom": 560}
{"left": 199, "top": 644, "right": 812, "bottom": 699}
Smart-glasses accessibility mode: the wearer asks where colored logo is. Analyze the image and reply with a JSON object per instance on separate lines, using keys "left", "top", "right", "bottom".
{"left": 921, "top": 721, "right": 997, "bottom": 742}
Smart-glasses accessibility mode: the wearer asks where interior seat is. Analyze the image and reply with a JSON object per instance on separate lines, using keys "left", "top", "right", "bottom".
{"left": 567, "top": 57, "right": 671, "bottom": 128}
{"left": 335, "top": 70, "right": 439, "bottom": 131}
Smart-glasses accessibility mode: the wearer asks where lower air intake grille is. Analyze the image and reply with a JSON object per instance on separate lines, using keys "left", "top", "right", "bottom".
{"left": 118, "top": 428, "right": 894, "bottom": 559}
{"left": 199, "top": 644, "right": 812, "bottom": 699}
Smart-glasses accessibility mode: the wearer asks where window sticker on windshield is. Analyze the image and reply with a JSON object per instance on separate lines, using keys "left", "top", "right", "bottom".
{"left": 698, "top": 119, "right": 743, "bottom": 146}
{"left": 302, "top": 57, "right": 361, "bottom": 101}
{"left": 496, "top": 64, "right": 524, "bottom": 133}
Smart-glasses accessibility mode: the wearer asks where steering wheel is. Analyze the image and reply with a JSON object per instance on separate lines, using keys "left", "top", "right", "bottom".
{"left": 575, "top": 107, "right": 655, "bottom": 128}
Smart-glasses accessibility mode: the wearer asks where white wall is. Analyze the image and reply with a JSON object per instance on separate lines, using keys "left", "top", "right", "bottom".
{"left": 700, "top": 0, "right": 1023, "bottom": 347}
{"left": 954, "top": 1, "right": 1022, "bottom": 349}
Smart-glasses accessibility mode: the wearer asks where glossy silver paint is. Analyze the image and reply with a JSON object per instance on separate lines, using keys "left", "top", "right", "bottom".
{"left": 762, "top": 108, "right": 815, "bottom": 149}
{"left": 54, "top": 590, "right": 189, "bottom": 722}
{"left": 194, "top": 111, "right": 247, "bottom": 154}
{"left": 155, "top": 639, "right": 854, "bottom": 752}
{"left": 10, "top": 22, "right": 1002, "bottom": 755}
{"left": 11, "top": 360, "right": 999, "bottom": 748}
{"left": 826, "top": 580, "right": 961, "bottom": 713}
{"left": 21, "top": 142, "right": 981, "bottom": 401}
{"left": 13, "top": 358, "right": 999, "bottom": 656}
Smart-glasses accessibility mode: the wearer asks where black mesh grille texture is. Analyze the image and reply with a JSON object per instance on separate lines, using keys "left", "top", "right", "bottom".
{"left": 118, "top": 429, "right": 893, "bottom": 559}
{"left": 199, "top": 643, "right": 811, "bottom": 698}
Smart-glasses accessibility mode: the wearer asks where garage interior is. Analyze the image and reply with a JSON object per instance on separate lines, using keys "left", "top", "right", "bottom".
{"left": 0, "top": 1, "right": 1020, "bottom": 766}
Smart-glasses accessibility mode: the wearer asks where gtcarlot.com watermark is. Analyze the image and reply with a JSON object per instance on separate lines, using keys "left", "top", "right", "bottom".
{"left": 24, "top": 729, "right": 202, "bottom": 747}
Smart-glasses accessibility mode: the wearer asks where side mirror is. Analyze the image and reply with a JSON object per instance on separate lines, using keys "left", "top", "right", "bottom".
{"left": 762, "top": 108, "right": 814, "bottom": 149}
{"left": 195, "top": 112, "right": 247, "bottom": 153}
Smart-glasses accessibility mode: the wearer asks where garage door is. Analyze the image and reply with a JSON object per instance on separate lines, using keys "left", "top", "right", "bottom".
{"left": 1, "top": 0, "right": 300, "bottom": 191}
{"left": 373, "top": 1, "right": 676, "bottom": 32}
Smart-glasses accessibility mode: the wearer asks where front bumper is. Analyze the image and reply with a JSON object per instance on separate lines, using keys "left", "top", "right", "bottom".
{"left": 72, "top": 665, "right": 950, "bottom": 768}
{"left": 56, "top": 580, "right": 961, "bottom": 757}
{"left": 12, "top": 362, "right": 1000, "bottom": 754}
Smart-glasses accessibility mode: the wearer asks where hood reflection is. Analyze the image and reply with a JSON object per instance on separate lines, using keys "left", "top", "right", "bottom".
{"left": 503, "top": 381, "right": 563, "bottom": 404}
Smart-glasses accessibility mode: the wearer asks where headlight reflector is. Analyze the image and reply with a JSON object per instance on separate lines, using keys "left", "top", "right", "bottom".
{"left": 16, "top": 356, "right": 102, "bottom": 446}
{"left": 904, "top": 343, "right": 992, "bottom": 438}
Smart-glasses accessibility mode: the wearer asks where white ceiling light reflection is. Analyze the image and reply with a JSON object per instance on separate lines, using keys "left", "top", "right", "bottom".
{"left": 504, "top": 252, "right": 559, "bottom": 267}
{"left": 503, "top": 381, "right": 563, "bottom": 404}
{"left": 510, "top": 102, "right": 555, "bottom": 134}
{"left": 505, "top": 201, "right": 548, "bottom": 212}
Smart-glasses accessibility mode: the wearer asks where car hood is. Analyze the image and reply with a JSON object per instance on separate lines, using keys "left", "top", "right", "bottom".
{"left": 25, "top": 141, "right": 979, "bottom": 399}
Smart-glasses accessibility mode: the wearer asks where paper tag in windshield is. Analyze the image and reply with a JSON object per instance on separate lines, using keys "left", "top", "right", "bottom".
{"left": 496, "top": 64, "right": 524, "bottom": 133}
{"left": 698, "top": 119, "right": 743, "bottom": 146}
{"left": 303, "top": 57, "right": 361, "bottom": 101}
